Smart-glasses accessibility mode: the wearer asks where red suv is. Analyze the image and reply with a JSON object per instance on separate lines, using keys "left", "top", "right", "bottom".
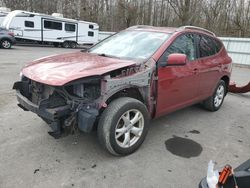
{"left": 13, "top": 26, "right": 232, "bottom": 155}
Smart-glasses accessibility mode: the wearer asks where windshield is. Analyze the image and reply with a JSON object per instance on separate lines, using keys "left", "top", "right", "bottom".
{"left": 89, "top": 30, "right": 170, "bottom": 60}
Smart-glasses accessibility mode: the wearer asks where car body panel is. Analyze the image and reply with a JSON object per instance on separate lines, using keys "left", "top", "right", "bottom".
{"left": 22, "top": 52, "right": 136, "bottom": 86}
{"left": 153, "top": 30, "right": 232, "bottom": 118}
{"left": 156, "top": 59, "right": 201, "bottom": 117}
{"left": 197, "top": 48, "right": 232, "bottom": 98}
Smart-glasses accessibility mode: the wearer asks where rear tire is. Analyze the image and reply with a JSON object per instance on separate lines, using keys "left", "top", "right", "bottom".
{"left": 62, "top": 41, "right": 70, "bottom": 48}
{"left": 202, "top": 80, "right": 226, "bottom": 111}
{"left": 97, "top": 97, "right": 150, "bottom": 156}
{"left": 69, "top": 42, "right": 77, "bottom": 48}
{"left": 1, "top": 39, "right": 12, "bottom": 49}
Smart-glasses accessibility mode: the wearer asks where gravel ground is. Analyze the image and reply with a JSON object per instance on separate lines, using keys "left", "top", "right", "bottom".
{"left": 0, "top": 45, "right": 249, "bottom": 188}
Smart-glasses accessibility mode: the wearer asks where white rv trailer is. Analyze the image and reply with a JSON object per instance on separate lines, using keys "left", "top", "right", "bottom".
{"left": 0, "top": 7, "right": 11, "bottom": 26}
{"left": 2, "top": 10, "right": 99, "bottom": 48}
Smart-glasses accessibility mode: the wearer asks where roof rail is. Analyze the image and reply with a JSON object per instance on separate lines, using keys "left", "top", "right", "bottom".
{"left": 179, "top": 26, "right": 216, "bottom": 36}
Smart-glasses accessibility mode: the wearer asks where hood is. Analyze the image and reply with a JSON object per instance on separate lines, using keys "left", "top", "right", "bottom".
{"left": 22, "top": 52, "right": 136, "bottom": 86}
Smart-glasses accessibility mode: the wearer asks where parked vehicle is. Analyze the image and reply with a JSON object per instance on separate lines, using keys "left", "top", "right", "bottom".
{"left": 13, "top": 25, "right": 232, "bottom": 155}
{"left": 0, "top": 27, "right": 16, "bottom": 49}
{"left": 2, "top": 10, "right": 99, "bottom": 48}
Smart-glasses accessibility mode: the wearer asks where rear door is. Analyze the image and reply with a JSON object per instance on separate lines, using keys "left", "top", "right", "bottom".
{"left": 196, "top": 34, "right": 224, "bottom": 98}
{"left": 156, "top": 33, "right": 200, "bottom": 117}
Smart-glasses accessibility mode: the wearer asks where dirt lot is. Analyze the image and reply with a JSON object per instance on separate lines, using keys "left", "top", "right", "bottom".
{"left": 0, "top": 45, "right": 249, "bottom": 188}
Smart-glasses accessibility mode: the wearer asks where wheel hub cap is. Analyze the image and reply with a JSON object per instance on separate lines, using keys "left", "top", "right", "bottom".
{"left": 214, "top": 85, "right": 224, "bottom": 107}
{"left": 115, "top": 109, "right": 144, "bottom": 148}
{"left": 2, "top": 41, "right": 10, "bottom": 48}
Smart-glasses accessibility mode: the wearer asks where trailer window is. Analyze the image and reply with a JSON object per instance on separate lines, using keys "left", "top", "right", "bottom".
{"left": 44, "top": 20, "right": 62, "bottom": 30}
{"left": 88, "top": 31, "right": 94, "bottom": 37}
{"left": 25, "top": 21, "right": 34, "bottom": 28}
{"left": 65, "top": 23, "right": 75, "bottom": 32}
{"left": 89, "top": 25, "right": 94, "bottom": 29}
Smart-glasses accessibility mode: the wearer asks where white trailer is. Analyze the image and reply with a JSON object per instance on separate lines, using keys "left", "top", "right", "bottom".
{"left": 2, "top": 10, "right": 99, "bottom": 48}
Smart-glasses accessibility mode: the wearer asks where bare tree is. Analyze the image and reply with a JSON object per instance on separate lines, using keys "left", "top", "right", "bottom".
{"left": 1, "top": 0, "right": 250, "bottom": 37}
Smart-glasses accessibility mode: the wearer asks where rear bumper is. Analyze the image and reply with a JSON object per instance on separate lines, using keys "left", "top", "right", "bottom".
{"left": 9, "top": 36, "right": 16, "bottom": 45}
{"left": 16, "top": 90, "right": 71, "bottom": 121}
{"left": 12, "top": 38, "right": 16, "bottom": 45}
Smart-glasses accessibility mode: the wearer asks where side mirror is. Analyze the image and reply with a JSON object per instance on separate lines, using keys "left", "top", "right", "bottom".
{"left": 167, "top": 53, "right": 187, "bottom": 66}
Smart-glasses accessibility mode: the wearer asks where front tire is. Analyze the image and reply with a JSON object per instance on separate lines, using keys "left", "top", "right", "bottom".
{"left": 1, "top": 39, "right": 12, "bottom": 49}
{"left": 202, "top": 80, "right": 226, "bottom": 111}
{"left": 97, "top": 97, "right": 150, "bottom": 156}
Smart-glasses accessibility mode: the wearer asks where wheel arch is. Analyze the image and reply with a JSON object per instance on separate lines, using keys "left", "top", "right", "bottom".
{"left": 0, "top": 37, "right": 12, "bottom": 43}
{"left": 105, "top": 87, "right": 145, "bottom": 105}
{"left": 221, "top": 75, "right": 230, "bottom": 93}
{"left": 93, "top": 87, "right": 147, "bottom": 133}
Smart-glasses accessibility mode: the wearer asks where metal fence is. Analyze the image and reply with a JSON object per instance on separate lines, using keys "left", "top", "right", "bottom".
{"left": 219, "top": 37, "right": 250, "bottom": 66}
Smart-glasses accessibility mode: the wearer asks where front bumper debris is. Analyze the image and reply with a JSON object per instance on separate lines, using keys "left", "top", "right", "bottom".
{"left": 13, "top": 80, "right": 99, "bottom": 138}
{"left": 16, "top": 90, "right": 71, "bottom": 121}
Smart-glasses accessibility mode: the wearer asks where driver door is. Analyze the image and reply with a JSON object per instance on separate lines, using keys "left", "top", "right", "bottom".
{"left": 156, "top": 33, "right": 200, "bottom": 117}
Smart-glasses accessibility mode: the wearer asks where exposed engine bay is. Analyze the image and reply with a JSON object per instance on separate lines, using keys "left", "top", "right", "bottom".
{"left": 13, "top": 58, "right": 157, "bottom": 139}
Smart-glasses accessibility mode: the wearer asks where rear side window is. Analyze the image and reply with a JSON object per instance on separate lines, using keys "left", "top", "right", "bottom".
{"left": 44, "top": 20, "right": 62, "bottom": 30}
{"left": 198, "top": 35, "right": 220, "bottom": 58}
{"left": 65, "top": 23, "right": 76, "bottom": 32}
{"left": 213, "top": 39, "right": 222, "bottom": 53}
{"left": 25, "top": 21, "right": 34, "bottom": 28}
{"left": 159, "top": 33, "right": 196, "bottom": 62}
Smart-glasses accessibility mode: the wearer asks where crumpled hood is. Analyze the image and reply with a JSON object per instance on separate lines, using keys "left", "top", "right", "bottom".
{"left": 22, "top": 52, "right": 136, "bottom": 86}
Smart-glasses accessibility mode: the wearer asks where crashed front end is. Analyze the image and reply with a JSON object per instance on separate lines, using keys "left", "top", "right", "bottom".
{"left": 13, "top": 59, "right": 156, "bottom": 139}
{"left": 13, "top": 76, "right": 101, "bottom": 138}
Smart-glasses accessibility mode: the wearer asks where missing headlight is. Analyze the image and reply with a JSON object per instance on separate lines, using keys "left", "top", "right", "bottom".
{"left": 65, "top": 81, "right": 101, "bottom": 100}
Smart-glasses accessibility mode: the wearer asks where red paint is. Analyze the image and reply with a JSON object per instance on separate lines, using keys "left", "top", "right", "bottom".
{"left": 22, "top": 52, "right": 136, "bottom": 86}
{"left": 156, "top": 57, "right": 201, "bottom": 116}
{"left": 152, "top": 29, "right": 232, "bottom": 118}
{"left": 167, "top": 53, "right": 187, "bottom": 65}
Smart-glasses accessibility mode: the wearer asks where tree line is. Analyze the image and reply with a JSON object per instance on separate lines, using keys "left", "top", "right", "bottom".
{"left": 1, "top": 0, "right": 250, "bottom": 37}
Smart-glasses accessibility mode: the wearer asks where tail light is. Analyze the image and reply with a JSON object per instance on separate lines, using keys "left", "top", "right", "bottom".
{"left": 8, "top": 32, "right": 15, "bottom": 37}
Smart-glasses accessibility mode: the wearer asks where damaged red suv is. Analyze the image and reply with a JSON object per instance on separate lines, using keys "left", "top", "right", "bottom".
{"left": 13, "top": 26, "right": 232, "bottom": 155}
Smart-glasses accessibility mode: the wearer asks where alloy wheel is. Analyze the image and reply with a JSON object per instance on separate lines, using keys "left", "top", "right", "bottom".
{"left": 115, "top": 109, "right": 144, "bottom": 148}
{"left": 214, "top": 85, "right": 225, "bottom": 107}
{"left": 2, "top": 40, "right": 11, "bottom": 49}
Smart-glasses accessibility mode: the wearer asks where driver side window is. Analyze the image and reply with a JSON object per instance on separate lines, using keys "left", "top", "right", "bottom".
{"left": 159, "top": 34, "right": 196, "bottom": 63}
